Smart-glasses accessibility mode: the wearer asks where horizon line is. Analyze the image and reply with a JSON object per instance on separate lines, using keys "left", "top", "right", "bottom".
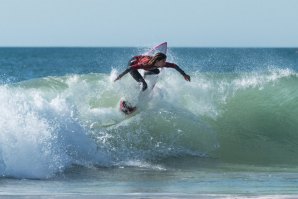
{"left": 0, "top": 45, "right": 298, "bottom": 49}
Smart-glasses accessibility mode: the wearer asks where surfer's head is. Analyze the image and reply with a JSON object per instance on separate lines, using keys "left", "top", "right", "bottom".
{"left": 148, "top": 52, "right": 167, "bottom": 67}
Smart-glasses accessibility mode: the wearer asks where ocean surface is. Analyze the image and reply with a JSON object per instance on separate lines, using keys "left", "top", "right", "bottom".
{"left": 1, "top": 47, "right": 298, "bottom": 198}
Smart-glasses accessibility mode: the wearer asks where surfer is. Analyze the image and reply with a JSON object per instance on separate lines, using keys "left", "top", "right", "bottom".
{"left": 114, "top": 52, "right": 191, "bottom": 91}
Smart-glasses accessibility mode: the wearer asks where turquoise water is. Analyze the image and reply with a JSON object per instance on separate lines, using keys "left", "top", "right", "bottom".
{"left": 2, "top": 162, "right": 298, "bottom": 195}
{"left": 0, "top": 47, "right": 298, "bottom": 198}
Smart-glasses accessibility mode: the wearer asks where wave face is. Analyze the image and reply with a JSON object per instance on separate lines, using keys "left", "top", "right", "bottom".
{"left": 0, "top": 67, "right": 298, "bottom": 178}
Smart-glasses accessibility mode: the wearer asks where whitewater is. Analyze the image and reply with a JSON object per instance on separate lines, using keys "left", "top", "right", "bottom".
{"left": 1, "top": 47, "right": 298, "bottom": 197}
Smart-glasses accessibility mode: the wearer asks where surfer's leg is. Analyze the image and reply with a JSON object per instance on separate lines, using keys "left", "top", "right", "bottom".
{"left": 129, "top": 69, "right": 147, "bottom": 91}
{"left": 129, "top": 69, "right": 144, "bottom": 82}
{"left": 144, "top": 69, "right": 160, "bottom": 78}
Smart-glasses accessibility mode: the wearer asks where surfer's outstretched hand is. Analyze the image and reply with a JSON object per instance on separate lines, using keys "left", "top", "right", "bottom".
{"left": 114, "top": 76, "right": 120, "bottom": 82}
{"left": 184, "top": 74, "right": 191, "bottom": 81}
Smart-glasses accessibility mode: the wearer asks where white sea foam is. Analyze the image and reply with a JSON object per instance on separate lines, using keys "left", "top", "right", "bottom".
{"left": 0, "top": 85, "right": 108, "bottom": 178}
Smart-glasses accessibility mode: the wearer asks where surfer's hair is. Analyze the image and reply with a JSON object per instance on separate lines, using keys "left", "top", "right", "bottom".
{"left": 148, "top": 52, "right": 167, "bottom": 65}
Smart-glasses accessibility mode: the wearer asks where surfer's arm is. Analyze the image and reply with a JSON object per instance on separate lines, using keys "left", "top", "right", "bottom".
{"left": 165, "top": 63, "right": 191, "bottom": 81}
{"left": 114, "top": 67, "right": 132, "bottom": 81}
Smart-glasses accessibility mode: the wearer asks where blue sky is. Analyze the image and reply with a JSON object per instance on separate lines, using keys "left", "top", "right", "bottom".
{"left": 1, "top": 0, "right": 298, "bottom": 47}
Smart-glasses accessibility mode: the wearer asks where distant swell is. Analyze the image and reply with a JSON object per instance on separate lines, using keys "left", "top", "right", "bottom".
{"left": 0, "top": 68, "right": 298, "bottom": 179}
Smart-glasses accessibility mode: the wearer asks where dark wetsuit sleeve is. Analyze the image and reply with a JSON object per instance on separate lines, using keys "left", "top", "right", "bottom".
{"left": 115, "top": 67, "right": 132, "bottom": 80}
{"left": 165, "top": 62, "right": 187, "bottom": 76}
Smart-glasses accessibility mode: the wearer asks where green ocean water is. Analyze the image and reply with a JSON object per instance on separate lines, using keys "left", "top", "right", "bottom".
{"left": 1, "top": 47, "right": 298, "bottom": 198}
